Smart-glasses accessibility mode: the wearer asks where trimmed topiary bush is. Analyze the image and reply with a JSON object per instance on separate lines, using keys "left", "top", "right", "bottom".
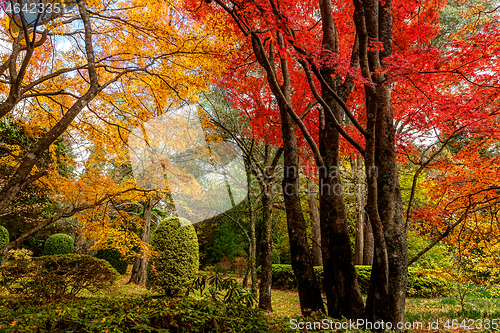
{"left": 147, "top": 217, "right": 199, "bottom": 297}
{"left": 257, "top": 264, "right": 324, "bottom": 290}
{"left": 43, "top": 233, "right": 74, "bottom": 256}
{"left": 94, "top": 248, "right": 128, "bottom": 275}
{"left": 0, "top": 226, "right": 9, "bottom": 264}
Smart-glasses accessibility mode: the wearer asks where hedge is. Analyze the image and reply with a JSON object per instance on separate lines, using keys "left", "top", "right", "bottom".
{"left": 94, "top": 247, "right": 128, "bottom": 275}
{"left": 258, "top": 264, "right": 454, "bottom": 298}
{"left": 0, "top": 254, "right": 119, "bottom": 299}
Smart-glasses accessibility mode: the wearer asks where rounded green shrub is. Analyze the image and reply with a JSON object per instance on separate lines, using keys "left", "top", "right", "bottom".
{"left": 0, "top": 226, "right": 9, "bottom": 264}
{"left": 147, "top": 217, "right": 199, "bottom": 297}
{"left": 0, "top": 254, "right": 119, "bottom": 299}
{"left": 94, "top": 248, "right": 128, "bottom": 275}
{"left": 43, "top": 233, "right": 74, "bottom": 256}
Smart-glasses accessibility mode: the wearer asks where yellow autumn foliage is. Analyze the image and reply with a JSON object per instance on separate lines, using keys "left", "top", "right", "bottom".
{"left": 0, "top": 0, "right": 238, "bottom": 255}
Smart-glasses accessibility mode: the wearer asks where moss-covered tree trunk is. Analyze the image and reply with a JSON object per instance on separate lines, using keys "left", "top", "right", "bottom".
{"left": 258, "top": 144, "right": 279, "bottom": 311}
{"left": 245, "top": 162, "right": 258, "bottom": 294}
{"left": 351, "top": 154, "right": 365, "bottom": 265}
{"left": 307, "top": 176, "right": 322, "bottom": 267}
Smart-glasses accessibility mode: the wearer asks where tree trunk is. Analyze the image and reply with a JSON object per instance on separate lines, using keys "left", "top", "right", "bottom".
{"left": 363, "top": 85, "right": 391, "bottom": 325}
{"left": 250, "top": 212, "right": 258, "bottom": 294}
{"left": 319, "top": 102, "right": 364, "bottom": 319}
{"left": 281, "top": 115, "right": 324, "bottom": 315}
{"left": 351, "top": 154, "right": 365, "bottom": 265}
{"left": 318, "top": 0, "right": 364, "bottom": 319}
{"left": 258, "top": 174, "right": 273, "bottom": 310}
{"left": 363, "top": 212, "right": 374, "bottom": 266}
{"left": 128, "top": 197, "right": 152, "bottom": 286}
{"left": 242, "top": 264, "right": 250, "bottom": 288}
{"left": 258, "top": 144, "right": 277, "bottom": 311}
{"left": 307, "top": 176, "right": 322, "bottom": 267}
{"left": 364, "top": 84, "right": 408, "bottom": 328}
{"left": 245, "top": 163, "right": 258, "bottom": 295}
{"left": 250, "top": 32, "right": 324, "bottom": 315}
{"left": 353, "top": 0, "right": 408, "bottom": 327}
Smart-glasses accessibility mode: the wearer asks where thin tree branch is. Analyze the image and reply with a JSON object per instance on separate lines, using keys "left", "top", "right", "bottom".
{"left": 300, "top": 59, "right": 365, "bottom": 156}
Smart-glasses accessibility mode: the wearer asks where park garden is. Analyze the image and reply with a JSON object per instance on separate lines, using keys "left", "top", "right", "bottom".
{"left": 1, "top": 0, "right": 500, "bottom": 332}
{"left": 2, "top": 218, "right": 500, "bottom": 332}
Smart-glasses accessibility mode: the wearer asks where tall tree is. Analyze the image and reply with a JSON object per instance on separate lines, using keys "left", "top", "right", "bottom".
{"left": 200, "top": 89, "right": 284, "bottom": 310}
{"left": 0, "top": 0, "right": 233, "bottom": 255}
{"left": 352, "top": 0, "right": 408, "bottom": 323}
{"left": 191, "top": 0, "right": 328, "bottom": 315}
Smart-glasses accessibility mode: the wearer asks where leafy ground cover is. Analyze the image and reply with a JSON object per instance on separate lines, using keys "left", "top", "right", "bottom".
{"left": 1, "top": 266, "right": 499, "bottom": 332}
{"left": 0, "top": 296, "right": 288, "bottom": 332}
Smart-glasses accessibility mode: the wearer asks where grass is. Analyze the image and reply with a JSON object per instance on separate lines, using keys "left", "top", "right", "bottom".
{"left": 405, "top": 283, "right": 500, "bottom": 324}
{"left": 406, "top": 293, "right": 500, "bottom": 322}
{"left": 79, "top": 265, "right": 154, "bottom": 299}
{"left": 271, "top": 289, "right": 303, "bottom": 317}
